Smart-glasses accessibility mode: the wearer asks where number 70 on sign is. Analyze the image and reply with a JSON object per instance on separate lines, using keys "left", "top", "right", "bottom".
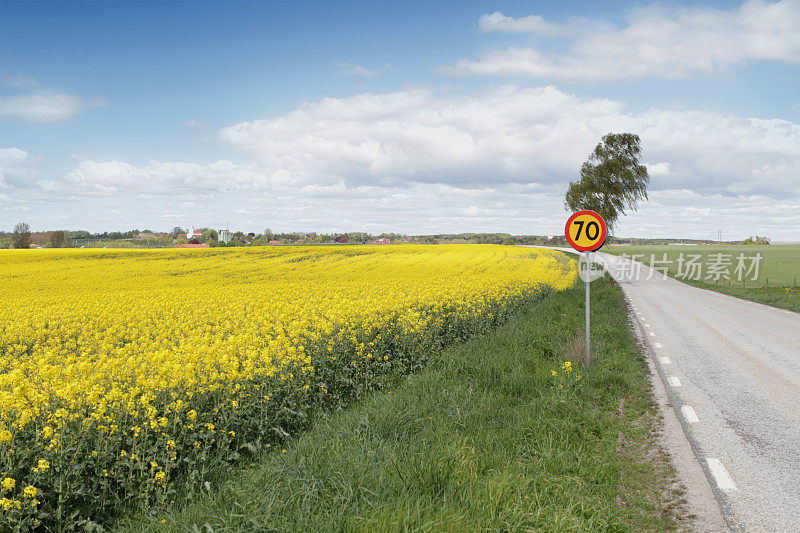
{"left": 565, "top": 210, "right": 607, "bottom": 252}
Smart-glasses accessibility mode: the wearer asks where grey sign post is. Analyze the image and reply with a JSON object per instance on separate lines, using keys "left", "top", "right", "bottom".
{"left": 565, "top": 210, "right": 608, "bottom": 368}
{"left": 585, "top": 250, "right": 591, "bottom": 367}
{"left": 577, "top": 251, "right": 605, "bottom": 367}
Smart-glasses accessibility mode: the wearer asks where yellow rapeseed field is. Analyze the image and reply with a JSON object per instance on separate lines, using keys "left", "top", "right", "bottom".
{"left": 0, "top": 245, "right": 575, "bottom": 528}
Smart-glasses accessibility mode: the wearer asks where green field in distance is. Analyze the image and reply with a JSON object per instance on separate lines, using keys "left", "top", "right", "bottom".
{"left": 605, "top": 244, "right": 800, "bottom": 286}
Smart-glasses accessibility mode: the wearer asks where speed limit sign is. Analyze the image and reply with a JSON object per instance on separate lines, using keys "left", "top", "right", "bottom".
{"left": 564, "top": 210, "right": 607, "bottom": 368}
{"left": 565, "top": 210, "right": 607, "bottom": 252}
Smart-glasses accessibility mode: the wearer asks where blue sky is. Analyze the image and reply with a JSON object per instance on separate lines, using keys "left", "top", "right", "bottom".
{"left": 1, "top": 0, "right": 799, "bottom": 239}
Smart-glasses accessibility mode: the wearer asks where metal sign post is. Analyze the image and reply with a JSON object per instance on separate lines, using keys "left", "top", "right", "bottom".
{"left": 585, "top": 250, "right": 591, "bottom": 367}
{"left": 565, "top": 210, "right": 607, "bottom": 367}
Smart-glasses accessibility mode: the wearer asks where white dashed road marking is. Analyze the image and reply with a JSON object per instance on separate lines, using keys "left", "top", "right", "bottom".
{"left": 668, "top": 376, "right": 682, "bottom": 387}
{"left": 644, "top": 323, "right": 651, "bottom": 328}
{"left": 682, "top": 405, "right": 699, "bottom": 423}
{"left": 660, "top": 357, "right": 671, "bottom": 365}
{"left": 649, "top": 331, "right": 656, "bottom": 337}
{"left": 654, "top": 342, "right": 662, "bottom": 348}
{"left": 707, "top": 458, "right": 737, "bottom": 491}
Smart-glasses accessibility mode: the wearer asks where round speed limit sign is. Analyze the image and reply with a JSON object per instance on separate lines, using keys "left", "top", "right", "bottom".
{"left": 565, "top": 210, "right": 607, "bottom": 252}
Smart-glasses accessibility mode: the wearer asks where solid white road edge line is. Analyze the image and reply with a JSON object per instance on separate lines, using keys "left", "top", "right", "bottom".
{"left": 682, "top": 405, "right": 699, "bottom": 423}
{"left": 706, "top": 458, "right": 737, "bottom": 491}
{"left": 669, "top": 376, "right": 682, "bottom": 387}
{"left": 661, "top": 357, "right": 671, "bottom": 364}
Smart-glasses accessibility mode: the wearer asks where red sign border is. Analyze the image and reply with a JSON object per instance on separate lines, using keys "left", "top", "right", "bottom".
{"left": 565, "top": 210, "right": 607, "bottom": 252}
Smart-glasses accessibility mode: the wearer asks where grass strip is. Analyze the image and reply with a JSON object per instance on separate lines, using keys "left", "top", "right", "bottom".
{"left": 119, "top": 277, "right": 685, "bottom": 532}
{"left": 655, "top": 279, "right": 799, "bottom": 313}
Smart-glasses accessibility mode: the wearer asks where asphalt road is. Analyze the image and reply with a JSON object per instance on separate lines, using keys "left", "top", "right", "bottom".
{"left": 595, "top": 251, "right": 800, "bottom": 532}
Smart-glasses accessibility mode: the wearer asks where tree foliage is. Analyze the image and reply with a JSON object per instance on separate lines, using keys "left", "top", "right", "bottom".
{"left": 564, "top": 133, "right": 649, "bottom": 232}
{"left": 12, "top": 222, "right": 31, "bottom": 249}
{"left": 743, "top": 235, "right": 771, "bottom": 245}
{"left": 48, "top": 230, "right": 67, "bottom": 248}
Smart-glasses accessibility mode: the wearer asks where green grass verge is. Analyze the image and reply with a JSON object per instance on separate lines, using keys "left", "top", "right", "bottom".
{"left": 118, "top": 277, "right": 685, "bottom": 532}
{"left": 606, "top": 244, "right": 800, "bottom": 313}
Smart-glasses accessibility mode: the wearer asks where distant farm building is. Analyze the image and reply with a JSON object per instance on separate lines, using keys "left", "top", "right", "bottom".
{"left": 186, "top": 227, "right": 203, "bottom": 240}
{"left": 376, "top": 238, "right": 390, "bottom": 245}
{"left": 218, "top": 229, "right": 231, "bottom": 244}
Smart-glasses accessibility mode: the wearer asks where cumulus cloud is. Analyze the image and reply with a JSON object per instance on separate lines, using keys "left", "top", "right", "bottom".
{"left": 0, "top": 147, "right": 37, "bottom": 188}
{"left": 645, "top": 162, "right": 672, "bottom": 176}
{"left": 216, "top": 86, "right": 800, "bottom": 198}
{"left": 218, "top": 86, "right": 627, "bottom": 188}
{"left": 47, "top": 86, "right": 800, "bottom": 203}
{"left": 0, "top": 71, "right": 106, "bottom": 122}
{"left": 37, "top": 85, "right": 799, "bottom": 239}
{"left": 0, "top": 93, "right": 106, "bottom": 122}
{"left": 62, "top": 159, "right": 281, "bottom": 195}
{"left": 447, "top": 0, "right": 800, "bottom": 79}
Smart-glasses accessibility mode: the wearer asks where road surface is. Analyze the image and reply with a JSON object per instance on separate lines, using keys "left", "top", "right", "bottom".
{"left": 526, "top": 246, "right": 800, "bottom": 530}
{"left": 596, "top": 251, "right": 800, "bottom": 531}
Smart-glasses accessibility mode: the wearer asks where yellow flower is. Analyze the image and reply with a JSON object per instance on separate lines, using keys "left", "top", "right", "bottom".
{"left": 0, "top": 246, "right": 576, "bottom": 512}
{"left": 551, "top": 370, "right": 557, "bottom": 376}
{"left": 154, "top": 471, "right": 166, "bottom": 484}
{"left": 33, "top": 459, "right": 50, "bottom": 472}
{"left": 23, "top": 485, "right": 36, "bottom": 498}
{"left": 1, "top": 478, "right": 15, "bottom": 493}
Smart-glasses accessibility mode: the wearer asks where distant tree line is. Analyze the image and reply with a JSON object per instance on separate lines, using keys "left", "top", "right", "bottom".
{"left": 0, "top": 224, "right": 68, "bottom": 249}
{"left": 3, "top": 221, "right": 762, "bottom": 250}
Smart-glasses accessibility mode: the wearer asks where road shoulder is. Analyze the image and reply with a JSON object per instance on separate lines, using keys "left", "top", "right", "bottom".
{"left": 623, "top": 289, "right": 729, "bottom": 532}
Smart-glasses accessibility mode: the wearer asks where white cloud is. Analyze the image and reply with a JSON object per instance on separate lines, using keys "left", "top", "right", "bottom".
{"left": 335, "top": 61, "right": 382, "bottom": 77}
{"left": 0, "top": 147, "right": 37, "bottom": 188}
{"left": 217, "top": 85, "right": 800, "bottom": 198}
{"left": 448, "top": 1, "right": 800, "bottom": 80}
{"left": 477, "top": 11, "right": 566, "bottom": 36}
{"left": 219, "top": 86, "right": 626, "bottom": 188}
{"left": 0, "top": 93, "right": 106, "bottom": 122}
{"left": 62, "top": 159, "right": 280, "bottom": 195}
{"left": 27, "top": 85, "right": 799, "bottom": 239}
{"left": 43, "top": 85, "right": 800, "bottom": 206}
{"left": 645, "top": 162, "right": 672, "bottom": 176}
